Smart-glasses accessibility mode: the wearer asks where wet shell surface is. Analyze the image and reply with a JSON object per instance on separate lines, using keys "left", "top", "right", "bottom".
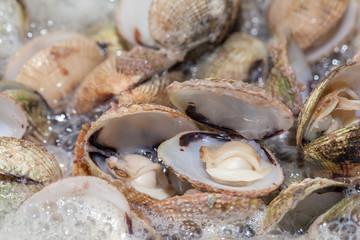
{"left": 297, "top": 62, "right": 360, "bottom": 178}
{"left": 194, "top": 33, "right": 267, "bottom": 81}
{"left": 158, "top": 131, "right": 283, "bottom": 197}
{"left": 267, "top": 0, "right": 357, "bottom": 62}
{"left": 262, "top": 178, "right": 351, "bottom": 235}
{"left": 77, "top": 103, "right": 198, "bottom": 205}
{"left": 0, "top": 93, "right": 27, "bottom": 138}
{"left": 167, "top": 78, "right": 294, "bottom": 140}
{"left": 13, "top": 33, "right": 104, "bottom": 111}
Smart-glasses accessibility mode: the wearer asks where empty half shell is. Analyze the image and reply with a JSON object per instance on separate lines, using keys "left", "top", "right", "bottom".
{"left": 158, "top": 131, "right": 283, "bottom": 197}
{"left": 76, "top": 103, "right": 198, "bottom": 204}
{"left": 262, "top": 178, "right": 351, "bottom": 235}
{"left": 167, "top": 78, "right": 294, "bottom": 140}
{"left": 297, "top": 62, "right": 360, "bottom": 178}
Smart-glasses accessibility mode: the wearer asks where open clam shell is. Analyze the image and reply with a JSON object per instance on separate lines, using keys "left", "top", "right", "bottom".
{"left": 167, "top": 78, "right": 294, "bottom": 140}
{"left": 297, "top": 62, "right": 360, "bottom": 178}
{"left": 262, "top": 178, "right": 351, "bottom": 236}
{"left": 158, "top": 131, "right": 283, "bottom": 197}
{"left": 75, "top": 103, "right": 198, "bottom": 205}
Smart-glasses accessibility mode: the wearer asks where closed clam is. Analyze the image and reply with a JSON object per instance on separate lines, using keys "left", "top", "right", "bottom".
{"left": 115, "top": 0, "right": 240, "bottom": 60}
{"left": 297, "top": 62, "right": 360, "bottom": 178}
{"left": 267, "top": 0, "right": 358, "bottom": 62}
{"left": 0, "top": 137, "right": 62, "bottom": 214}
{"left": 5, "top": 31, "right": 104, "bottom": 111}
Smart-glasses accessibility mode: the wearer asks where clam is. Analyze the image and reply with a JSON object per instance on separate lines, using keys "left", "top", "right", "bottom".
{"left": 158, "top": 131, "right": 283, "bottom": 197}
{"left": 267, "top": 0, "right": 358, "bottom": 62}
{"left": 115, "top": 0, "right": 240, "bottom": 60}
{"left": 308, "top": 193, "right": 360, "bottom": 239}
{"left": 262, "top": 178, "right": 352, "bottom": 236}
{"left": 0, "top": 176, "right": 158, "bottom": 239}
{"left": 193, "top": 33, "right": 268, "bottom": 82}
{"left": 74, "top": 103, "right": 198, "bottom": 204}
{"left": 70, "top": 48, "right": 181, "bottom": 114}
{"left": 297, "top": 62, "right": 360, "bottom": 178}
{"left": 0, "top": 137, "right": 62, "bottom": 214}
{"left": 0, "top": 81, "right": 55, "bottom": 144}
{"left": 167, "top": 78, "right": 294, "bottom": 140}
{"left": 5, "top": 31, "right": 104, "bottom": 111}
{"left": 0, "top": 93, "right": 27, "bottom": 138}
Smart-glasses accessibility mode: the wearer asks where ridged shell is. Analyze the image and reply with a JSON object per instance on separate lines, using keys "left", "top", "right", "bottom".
{"left": 0, "top": 137, "right": 62, "bottom": 184}
{"left": 117, "top": 71, "right": 184, "bottom": 107}
{"left": 75, "top": 103, "right": 198, "bottom": 205}
{"left": 262, "top": 178, "right": 351, "bottom": 235}
{"left": 158, "top": 131, "right": 284, "bottom": 197}
{"left": 194, "top": 33, "right": 267, "bottom": 81}
{"left": 297, "top": 62, "right": 360, "bottom": 178}
{"left": 70, "top": 46, "right": 176, "bottom": 114}
{"left": 167, "top": 78, "right": 294, "bottom": 140}
{"left": 267, "top": 0, "right": 348, "bottom": 50}
{"left": 14, "top": 34, "right": 104, "bottom": 111}
{"left": 148, "top": 0, "right": 240, "bottom": 60}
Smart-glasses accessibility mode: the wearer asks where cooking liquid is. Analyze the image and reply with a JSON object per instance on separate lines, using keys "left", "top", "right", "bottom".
{"left": 1, "top": 0, "right": 360, "bottom": 239}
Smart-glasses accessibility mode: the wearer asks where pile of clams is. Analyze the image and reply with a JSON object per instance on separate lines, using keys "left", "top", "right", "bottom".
{"left": 3, "top": 0, "right": 360, "bottom": 239}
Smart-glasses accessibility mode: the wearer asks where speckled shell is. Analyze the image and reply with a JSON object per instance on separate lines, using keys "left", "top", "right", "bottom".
{"left": 0, "top": 137, "right": 62, "bottom": 184}
{"left": 70, "top": 46, "right": 176, "bottom": 114}
{"left": 74, "top": 103, "right": 198, "bottom": 205}
{"left": 267, "top": 0, "right": 349, "bottom": 49}
{"left": 297, "top": 62, "right": 360, "bottom": 178}
{"left": 167, "top": 78, "right": 294, "bottom": 140}
{"left": 194, "top": 33, "right": 267, "bottom": 81}
{"left": 262, "top": 178, "right": 351, "bottom": 234}
{"left": 148, "top": 0, "right": 240, "bottom": 60}
{"left": 14, "top": 35, "right": 104, "bottom": 111}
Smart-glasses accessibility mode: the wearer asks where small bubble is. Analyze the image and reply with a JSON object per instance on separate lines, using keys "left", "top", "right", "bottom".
{"left": 243, "top": 225, "right": 255, "bottom": 238}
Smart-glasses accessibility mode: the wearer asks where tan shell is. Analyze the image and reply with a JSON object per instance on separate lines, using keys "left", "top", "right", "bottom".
{"left": 117, "top": 71, "right": 184, "bottom": 107}
{"left": 167, "top": 78, "right": 294, "bottom": 140}
{"left": 0, "top": 137, "right": 62, "bottom": 184}
{"left": 297, "top": 62, "right": 360, "bottom": 178}
{"left": 14, "top": 35, "right": 104, "bottom": 111}
{"left": 262, "top": 178, "right": 351, "bottom": 235}
{"left": 148, "top": 0, "right": 240, "bottom": 60}
{"left": 70, "top": 46, "right": 176, "bottom": 114}
{"left": 267, "top": 0, "right": 349, "bottom": 50}
{"left": 75, "top": 103, "right": 198, "bottom": 205}
{"left": 194, "top": 33, "right": 267, "bottom": 81}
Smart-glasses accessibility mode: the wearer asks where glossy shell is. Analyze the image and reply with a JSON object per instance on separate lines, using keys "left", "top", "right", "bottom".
{"left": 158, "top": 131, "right": 284, "bottom": 197}
{"left": 75, "top": 103, "right": 198, "bottom": 205}
{"left": 167, "top": 78, "right": 294, "bottom": 140}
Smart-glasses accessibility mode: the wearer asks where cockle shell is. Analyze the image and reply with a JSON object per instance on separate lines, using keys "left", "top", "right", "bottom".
{"left": 297, "top": 62, "right": 360, "bottom": 178}
{"left": 262, "top": 178, "right": 351, "bottom": 235}
{"left": 12, "top": 33, "right": 104, "bottom": 111}
{"left": 74, "top": 103, "right": 198, "bottom": 205}
{"left": 167, "top": 78, "right": 294, "bottom": 140}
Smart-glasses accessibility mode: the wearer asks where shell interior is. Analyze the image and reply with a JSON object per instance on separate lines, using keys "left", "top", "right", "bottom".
{"left": 168, "top": 79, "right": 293, "bottom": 140}
{"left": 158, "top": 131, "right": 283, "bottom": 196}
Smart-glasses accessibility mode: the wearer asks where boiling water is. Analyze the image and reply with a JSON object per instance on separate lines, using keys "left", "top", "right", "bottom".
{"left": 1, "top": 0, "right": 360, "bottom": 239}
